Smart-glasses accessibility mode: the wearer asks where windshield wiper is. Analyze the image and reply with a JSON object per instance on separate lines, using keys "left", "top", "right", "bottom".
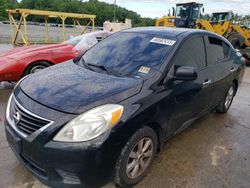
{"left": 82, "top": 58, "right": 94, "bottom": 71}
{"left": 73, "top": 52, "right": 86, "bottom": 64}
{"left": 84, "top": 60, "right": 122, "bottom": 77}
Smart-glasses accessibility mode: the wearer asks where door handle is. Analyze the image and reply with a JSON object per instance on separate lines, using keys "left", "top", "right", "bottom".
{"left": 230, "top": 67, "right": 236, "bottom": 72}
{"left": 203, "top": 80, "right": 212, "bottom": 87}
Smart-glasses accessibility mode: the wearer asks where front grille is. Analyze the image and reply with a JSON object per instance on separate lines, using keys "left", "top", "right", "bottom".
{"left": 9, "top": 96, "right": 52, "bottom": 136}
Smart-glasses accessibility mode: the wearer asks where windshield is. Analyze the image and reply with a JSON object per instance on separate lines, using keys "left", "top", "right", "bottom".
{"left": 192, "top": 6, "right": 201, "bottom": 19}
{"left": 77, "top": 32, "right": 175, "bottom": 77}
{"left": 176, "top": 5, "right": 190, "bottom": 19}
{"left": 211, "top": 13, "right": 230, "bottom": 22}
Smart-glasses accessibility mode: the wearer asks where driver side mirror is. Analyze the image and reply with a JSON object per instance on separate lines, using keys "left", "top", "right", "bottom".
{"left": 174, "top": 66, "right": 197, "bottom": 81}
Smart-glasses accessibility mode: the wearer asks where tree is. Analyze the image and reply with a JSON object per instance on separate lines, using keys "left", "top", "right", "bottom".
{"left": 15, "top": 0, "right": 156, "bottom": 26}
{"left": 0, "top": 0, "right": 18, "bottom": 20}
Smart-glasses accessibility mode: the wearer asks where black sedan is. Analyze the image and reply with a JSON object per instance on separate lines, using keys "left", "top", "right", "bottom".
{"left": 5, "top": 27, "right": 245, "bottom": 188}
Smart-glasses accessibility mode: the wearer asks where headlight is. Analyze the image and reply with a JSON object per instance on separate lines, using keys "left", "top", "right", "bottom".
{"left": 53, "top": 104, "right": 124, "bottom": 142}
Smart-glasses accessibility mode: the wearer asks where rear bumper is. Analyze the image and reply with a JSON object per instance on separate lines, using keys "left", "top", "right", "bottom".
{"left": 5, "top": 119, "right": 120, "bottom": 188}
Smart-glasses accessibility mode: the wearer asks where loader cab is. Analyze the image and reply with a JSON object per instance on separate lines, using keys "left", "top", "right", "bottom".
{"left": 174, "top": 2, "right": 204, "bottom": 28}
{"left": 211, "top": 11, "right": 233, "bottom": 23}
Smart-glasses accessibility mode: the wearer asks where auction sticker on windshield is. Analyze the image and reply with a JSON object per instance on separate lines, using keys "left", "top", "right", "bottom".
{"left": 138, "top": 66, "right": 151, "bottom": 74}
{"left": 150, "top": 37, "right": 176, "bottom": 46}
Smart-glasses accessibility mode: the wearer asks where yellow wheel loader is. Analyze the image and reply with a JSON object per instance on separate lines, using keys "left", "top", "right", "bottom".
{"left": 155, "top": 16, "right": 175, "bottom": 27}
{"left": 196, "top": 11, "right": 250, "bottom": 49}
{"left": 155, "top": 2, "right": 250, "bottom": 62}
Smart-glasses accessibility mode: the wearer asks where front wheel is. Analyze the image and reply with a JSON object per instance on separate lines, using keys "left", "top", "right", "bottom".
{"left": 23, "top": 61, "right": 51, "bottom": 76}
{"left": 114, "top": 126, "right": 157, "bottom": 187}
{"left": 216, "top": 83, "right": 236, "bottom": 113}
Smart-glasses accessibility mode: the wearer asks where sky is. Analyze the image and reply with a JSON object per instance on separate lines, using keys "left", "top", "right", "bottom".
{"left": 88, "top": 0, "right": 250, "bottom": 18}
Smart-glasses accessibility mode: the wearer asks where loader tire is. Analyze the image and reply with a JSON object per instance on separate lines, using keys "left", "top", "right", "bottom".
{"left": 227, "top": 32, "right": 245, "bottom": 49}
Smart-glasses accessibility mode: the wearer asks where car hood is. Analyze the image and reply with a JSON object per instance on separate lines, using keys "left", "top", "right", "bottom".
{"left": 19, "top": 62, "right": 143, "bottom": 114}
{"left": 0, "top": 43, "right": 74, "bottom": 60}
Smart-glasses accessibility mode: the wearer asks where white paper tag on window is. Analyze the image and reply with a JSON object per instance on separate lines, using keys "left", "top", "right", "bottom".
{"left": 138, "top": 66, "right": 151, "bottom": 74}
{"left": 150, "top": 37, "right": 176, "bottom": 46}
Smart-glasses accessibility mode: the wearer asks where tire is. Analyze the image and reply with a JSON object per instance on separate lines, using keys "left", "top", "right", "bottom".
{"left": 114, "top": 126, "right": 157, "bottom": 187}
{"left": 227, "top": 32, "right": 245, "bottom": 49}
{"left": 216, "top": 83, "right": 236, "bottom": 113}
{"left": 23, "top": 61, "right": 51, "bottom": 76}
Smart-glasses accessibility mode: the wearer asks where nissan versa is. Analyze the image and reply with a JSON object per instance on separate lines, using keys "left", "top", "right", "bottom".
{"left": 5, "top": 27, "right": 245, "bottom": 188}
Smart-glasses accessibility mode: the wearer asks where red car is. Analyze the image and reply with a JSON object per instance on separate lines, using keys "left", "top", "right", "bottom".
{"left": 0, "top": 31, "right": 111, "bottom": 82}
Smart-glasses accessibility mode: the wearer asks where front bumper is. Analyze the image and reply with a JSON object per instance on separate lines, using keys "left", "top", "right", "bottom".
{"left": 5, "top": 118, "right": 121, "bottom": 188}
{"left": 4, "top": 88, "right": 130, "bottom": 188}
{"left": 0, "top": 65, "right": 22, "bottom": 82}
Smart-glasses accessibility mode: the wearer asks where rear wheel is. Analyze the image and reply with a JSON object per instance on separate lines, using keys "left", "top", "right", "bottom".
{"left": 216, "top": 83, "right": 236, "bottom": 113}
{"left": 114, "top": 126, "right": 157, "bottom": 187}
{"left": 23, "top": 61, "right": 51, "bottom": 76}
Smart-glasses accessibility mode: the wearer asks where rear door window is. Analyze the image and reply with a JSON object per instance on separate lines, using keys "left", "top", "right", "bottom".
{"left": 206, "top": 36, "right": 230, "bottom": 65}
{"left": 172, "top": 36, "right": 206, "bottom": 70}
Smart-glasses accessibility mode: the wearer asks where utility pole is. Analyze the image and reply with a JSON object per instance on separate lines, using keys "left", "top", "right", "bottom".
{"left": 113, "top": 0, "right": 116, "bottom": 22}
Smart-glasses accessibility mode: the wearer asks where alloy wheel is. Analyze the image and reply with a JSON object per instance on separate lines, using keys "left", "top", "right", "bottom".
{"left": 126, "top": 138, "right": 153, "bottom": 179}
{"left": 225, "top": 86, "right": 234, "bottom": 109}
{"left": 30, "top": 65, "right": 46, "bottom": 73}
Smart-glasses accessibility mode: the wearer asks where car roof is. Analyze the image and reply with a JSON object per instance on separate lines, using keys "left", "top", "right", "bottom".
{"left": 122, "top": 27, "right": 209, "bottom": 38}
{"left": 121, "top": 27, "right": 232, "bottom": 46}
